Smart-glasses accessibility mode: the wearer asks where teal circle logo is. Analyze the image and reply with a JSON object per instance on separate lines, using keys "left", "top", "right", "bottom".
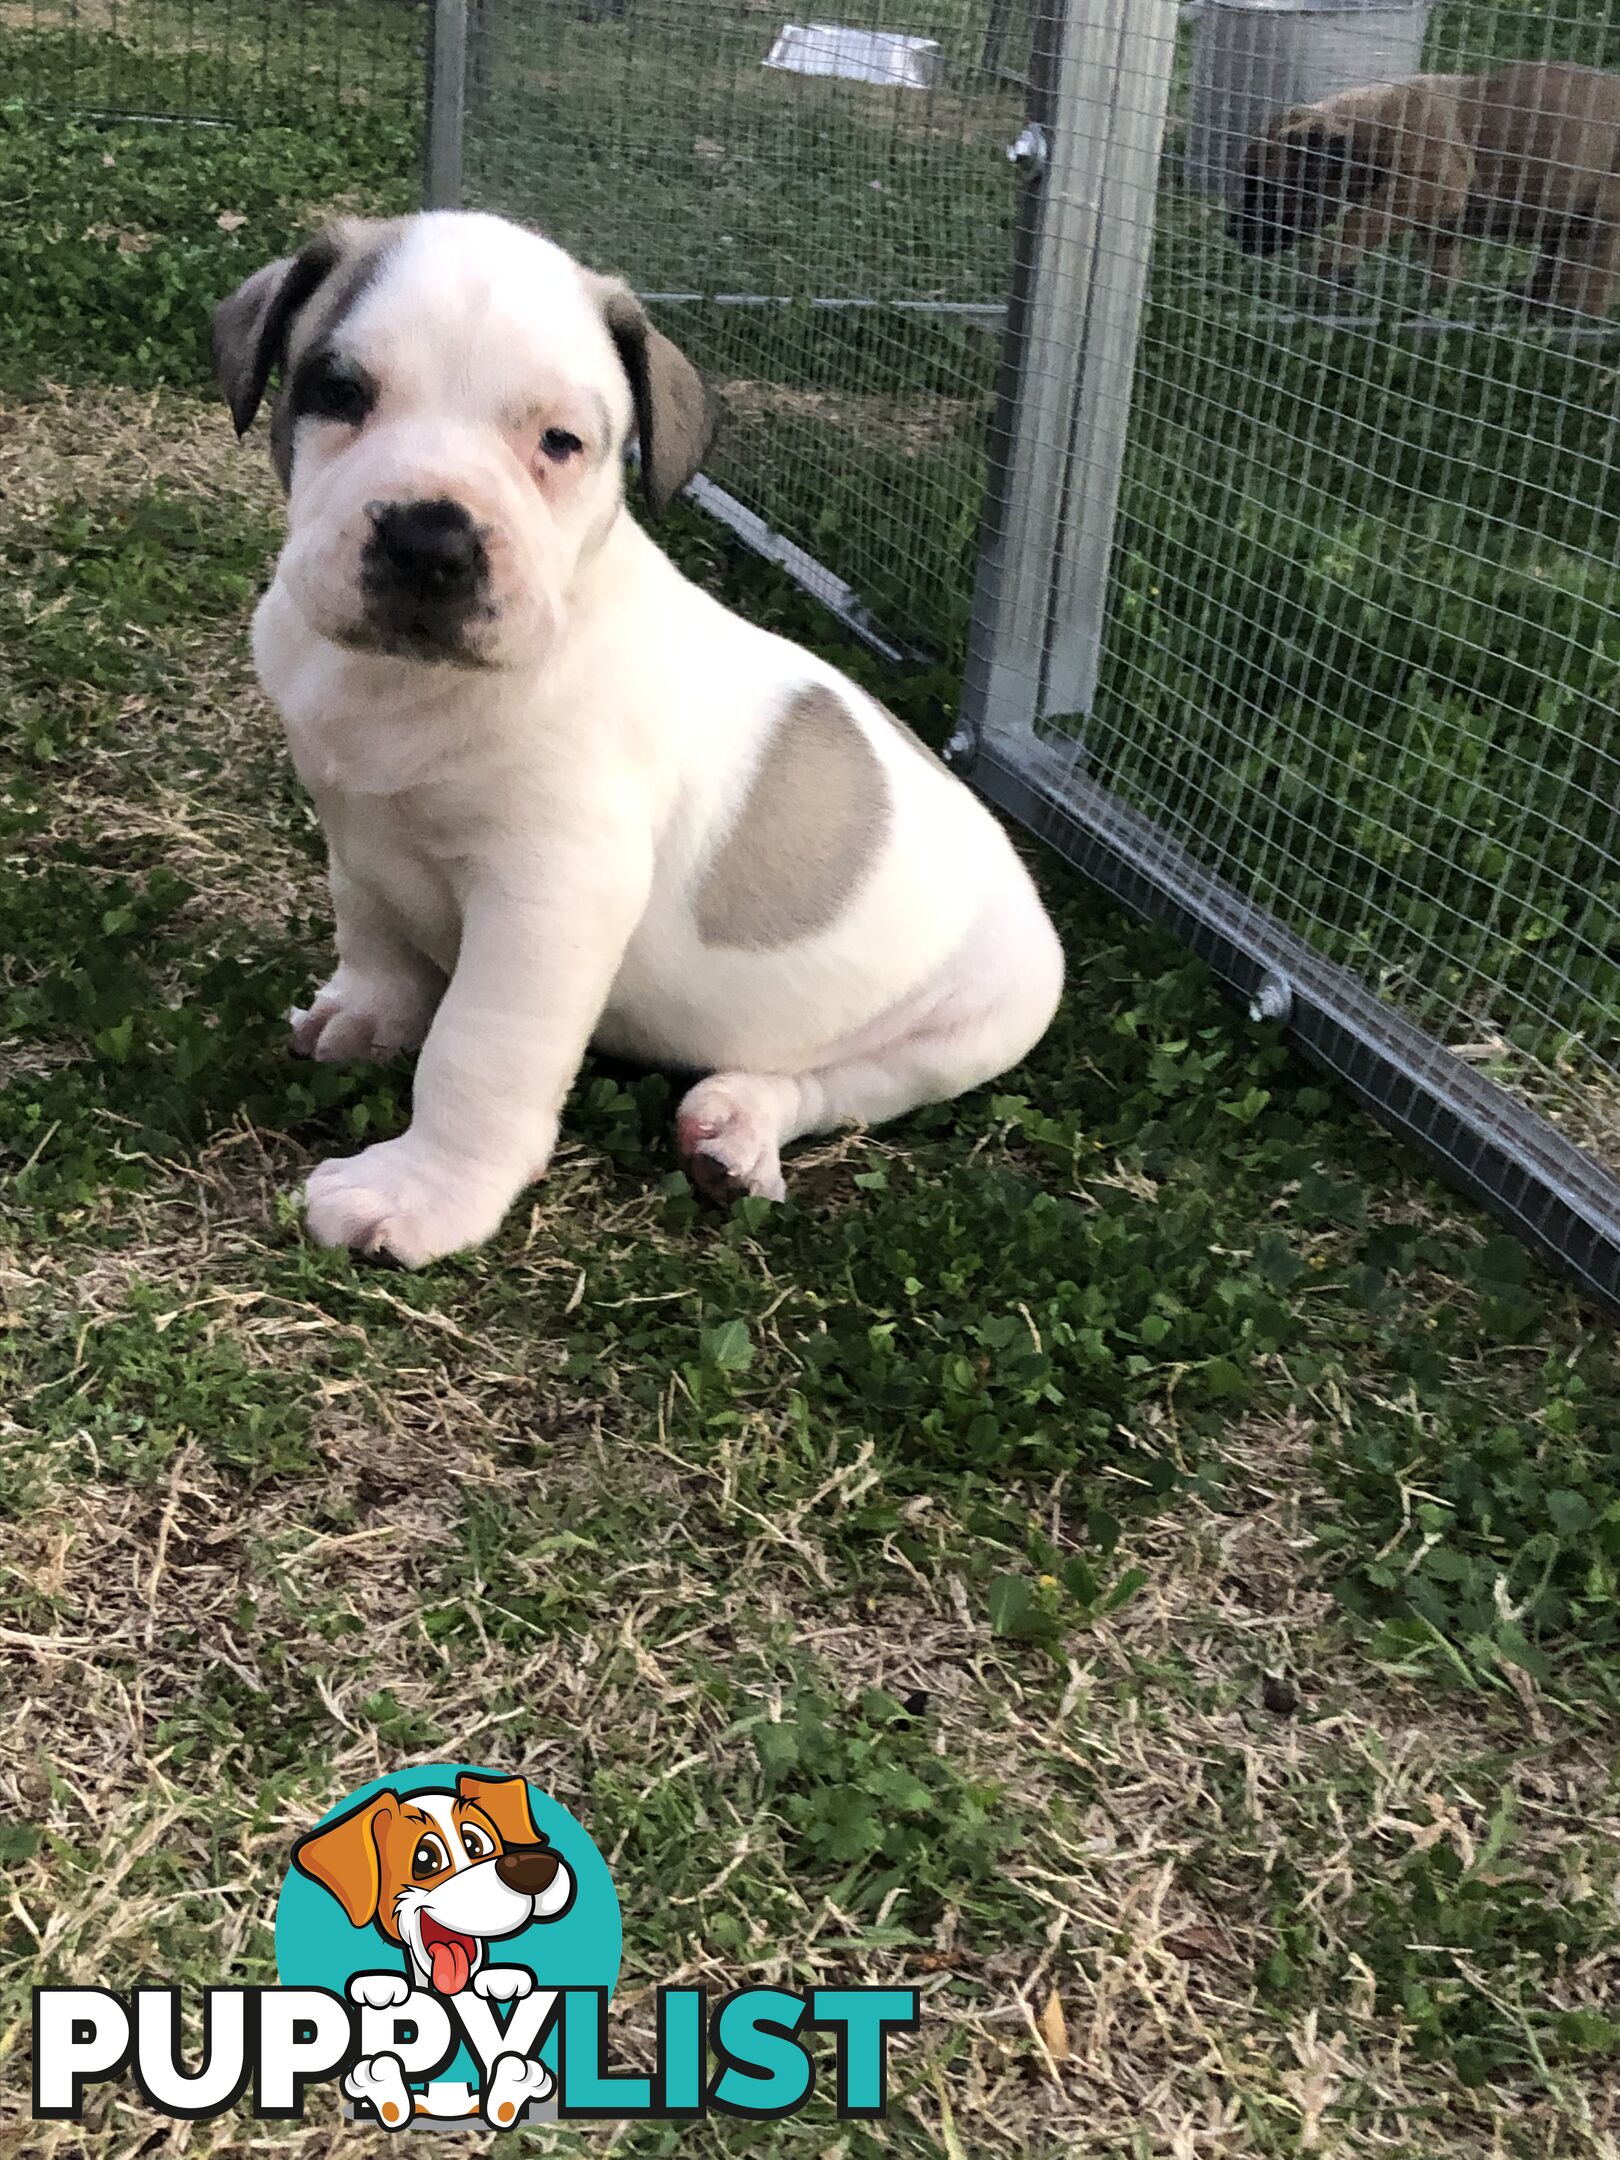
{"left": 275, "top": 1765, "right": 619, "bottom": 2127}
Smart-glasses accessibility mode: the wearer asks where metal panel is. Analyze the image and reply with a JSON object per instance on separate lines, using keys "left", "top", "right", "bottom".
{"left": 427, "top": 0, "right": 469, "bottom": 211}
{"left": 958, "top": 0, "right": 1177, "bottom": 763}
{"left": 1183, "top": 0, "right": 1432, "bottom": 201}
{"left": 1042, "top": 2, "right": 1176, "bottom": 725}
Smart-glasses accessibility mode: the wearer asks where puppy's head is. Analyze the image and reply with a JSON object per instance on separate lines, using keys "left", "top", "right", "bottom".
{"left": 1230, "top": 114, "right": 1384, "bottom": 256}
{"left": 213, "top": 212, "right": 716, "bottom": 669}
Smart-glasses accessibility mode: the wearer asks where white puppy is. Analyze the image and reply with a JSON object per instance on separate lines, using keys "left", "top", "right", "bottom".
{"left": 214, "top": 212, "right": 1062, "bottom": 1265}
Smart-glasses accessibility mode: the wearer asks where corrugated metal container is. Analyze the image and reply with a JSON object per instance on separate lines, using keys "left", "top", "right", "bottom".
{"left": 1183, "top": 0, "right": 1433, "bottom": 201}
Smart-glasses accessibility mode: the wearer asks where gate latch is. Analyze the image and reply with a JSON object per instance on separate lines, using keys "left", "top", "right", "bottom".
{"left": 1007, "top": 123, "right": 1049, "bottom": 179}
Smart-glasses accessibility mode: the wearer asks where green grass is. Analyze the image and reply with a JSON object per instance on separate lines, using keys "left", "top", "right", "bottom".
{"left": 2, "top": 20, "right": 1620, "bottom": 2155}
{"left": 4, "top": 0, "right": 423, "bottom": 124}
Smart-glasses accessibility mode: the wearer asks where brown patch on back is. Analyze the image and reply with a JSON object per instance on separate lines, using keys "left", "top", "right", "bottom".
{"left": 695, "top": 687, "right": 890, "bottom": 950}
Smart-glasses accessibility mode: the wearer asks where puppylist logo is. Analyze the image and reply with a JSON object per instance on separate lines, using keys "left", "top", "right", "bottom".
{"left": 33, "top": 1764, "right": 919, "bottom": 2130}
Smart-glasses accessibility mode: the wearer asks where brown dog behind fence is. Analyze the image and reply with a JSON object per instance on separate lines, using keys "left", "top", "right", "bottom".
{"left": 1232, "top": 61, "right": 1620, "bottom": 316}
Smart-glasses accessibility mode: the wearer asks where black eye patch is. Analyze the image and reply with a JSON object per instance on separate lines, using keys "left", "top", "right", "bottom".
{"left": 290, "top": 350, "right": 377, "bottom": 427}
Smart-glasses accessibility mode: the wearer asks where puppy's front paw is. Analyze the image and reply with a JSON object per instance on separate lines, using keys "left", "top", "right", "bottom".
{"left": 290, "top": 971, "right": 439, "bottom": 1064}
{"left": 472, "top": 1965, "right": 535, "bottom": 2003}
{"left": 348, "top": 1972, "right": 412, "bottom": 2011}
{"left": 304, "top": 1139, "right": 510, "bottom": 1267}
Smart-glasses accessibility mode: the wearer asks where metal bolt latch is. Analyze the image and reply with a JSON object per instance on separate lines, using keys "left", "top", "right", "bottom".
{"left": 1007, "top": 123, "right": 1048, "bottom": 179}
{"left": 1249, "top": 973, "right": 1294, "bottom": 1025}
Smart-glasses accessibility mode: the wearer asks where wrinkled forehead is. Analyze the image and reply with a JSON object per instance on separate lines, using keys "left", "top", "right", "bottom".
{"left": 334, "top": 213, "right": 631, "bottom": 423}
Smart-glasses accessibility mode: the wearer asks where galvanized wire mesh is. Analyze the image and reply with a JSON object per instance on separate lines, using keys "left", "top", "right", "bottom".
{"left": 462, "top": 0, "right": 1619, "bottom": 1280}
{"left": 988, "top": 0, "right": 1620, "bottom": 1202}
{"left": 461, "top": 0, "right": 1030, "bottom": 653}
{"left": 7, "top": 0, "right": 424, "bottom": 125}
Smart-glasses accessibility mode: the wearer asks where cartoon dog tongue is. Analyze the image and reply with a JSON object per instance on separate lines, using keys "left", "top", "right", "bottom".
{"left": 426, "top": 1930, "right": 473, "bottom": 1995}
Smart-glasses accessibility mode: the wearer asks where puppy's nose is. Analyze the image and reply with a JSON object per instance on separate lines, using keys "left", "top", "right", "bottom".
{"left": 368, "top": 497, "right": 484, "bottom": 597}
{"left": 494, "top": 1845, "right": 562, "bottom": 1897}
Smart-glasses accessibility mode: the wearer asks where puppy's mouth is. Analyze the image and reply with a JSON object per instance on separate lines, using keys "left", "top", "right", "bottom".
{"left": 419, "top": 1913, "right": 481, "bottom": 1995}
{"left": 336, "top": 613, "right": 501, "bottom": 670}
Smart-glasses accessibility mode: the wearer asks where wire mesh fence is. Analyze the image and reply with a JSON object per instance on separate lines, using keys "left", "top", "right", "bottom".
{"left": 5, "top": 0, "right": 425, "bottom": 126}
{"left": 964, "top": 0, "right": 1620, "bottom": 1291}
{"left": 457, "top": 0, "right": 1619, "bottom": 1291}
{"left": 460, "top": 0, "right": 1029, "bottom": 653}
{"left": 14, "top": 0, "right": 1617, "bottom": 1285}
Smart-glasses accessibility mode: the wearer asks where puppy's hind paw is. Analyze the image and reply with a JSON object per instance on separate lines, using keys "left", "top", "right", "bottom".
{"left": 676, "top": 1076, "right": 790, "bottom": 1206}
{"left": 344, "top": 2054, "right": 414, "bottom": 2131}
{"left": 483, "top": 2052, "right": 553, "bottom": 2129}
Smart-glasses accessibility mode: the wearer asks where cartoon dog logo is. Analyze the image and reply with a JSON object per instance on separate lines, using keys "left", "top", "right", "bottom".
{"left": 293, "top": 1770, "right": 575, "bottom": 2127}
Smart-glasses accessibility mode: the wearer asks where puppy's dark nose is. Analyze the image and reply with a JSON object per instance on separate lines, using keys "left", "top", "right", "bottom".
{"left": 368, "top": 497, "right": 484, "bottom": 598}
{"left": 495, "top": 1845, "right": 562, "bottom": 1897}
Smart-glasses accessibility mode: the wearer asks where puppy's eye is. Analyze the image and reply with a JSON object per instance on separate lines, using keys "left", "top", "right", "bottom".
{"left": 310, "top": 375, "right": 372, "bottom": 426}
{"left": 411, "top": 1834, "right": 450, "bottom": 1879}
{"left": 295, "top": 358, "right": 374, "bottom": 427}
{"left": 460, "top": 1825, "right": 493, "bottom": 1860}
{"left": 540, "top": 427, "right": 583, "bottom": 462}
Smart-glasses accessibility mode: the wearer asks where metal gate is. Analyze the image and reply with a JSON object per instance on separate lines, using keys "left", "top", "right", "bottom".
{"left": 959, "top": 0, "right": 1620, "bottom": 1309}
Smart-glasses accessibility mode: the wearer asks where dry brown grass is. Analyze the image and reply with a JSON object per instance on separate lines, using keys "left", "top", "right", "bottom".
{"left": 0, "top": 383, "right": 305, "bottom": 928}
{"left": 0, "top": 383, "right": 272, "bottom": 510}
{"left": 715, "top": 377, "right": 988, "bottom": 460}
{"left": 5, "top": 1287, "right": 1617, "bottom": 2157}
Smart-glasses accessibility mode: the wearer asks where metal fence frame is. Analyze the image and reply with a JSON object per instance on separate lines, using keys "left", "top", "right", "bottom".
{"left": 951, "top": 0, "right": 1620, "bottom": 1311}
{"left": 425, "top": 0, "right": 1620, "bottom": 1312}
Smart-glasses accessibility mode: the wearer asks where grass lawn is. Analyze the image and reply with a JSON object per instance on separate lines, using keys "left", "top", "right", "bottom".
{"left": 3, "top": 22, "right": 1620, "bottom": 2158}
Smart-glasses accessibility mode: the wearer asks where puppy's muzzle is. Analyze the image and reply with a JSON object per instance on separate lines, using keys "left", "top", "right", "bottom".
{"left": 359, "top": 496, "right": 492, "bottom": 658}
{"left": 494, "top": 1845, "right": 563, "bottom": 1897}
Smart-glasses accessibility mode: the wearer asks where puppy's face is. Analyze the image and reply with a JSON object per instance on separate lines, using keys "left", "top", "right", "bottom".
{"left": 1231, "top": 120, "right": 1382, "bottom": 257}
{"left": 215, "top": 213, "right": 715, "bottom": 669}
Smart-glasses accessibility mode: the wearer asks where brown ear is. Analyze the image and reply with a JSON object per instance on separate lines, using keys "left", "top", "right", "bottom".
{"left": 212, "top": 234, "right": 345, "bottom": 438}
{"left": 292, "top": 1791, "right": 398, "bottom": 1928}
{"left": 593, "top": 278, "right": 718, "bottom": 515}
{"left": 456, "top": 1772, "right": 543, "bottom": 1848}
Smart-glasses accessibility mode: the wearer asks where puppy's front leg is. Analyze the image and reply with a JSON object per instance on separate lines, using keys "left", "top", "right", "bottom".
{"left": 303, "top": 834, "right": 652, "bottom": 1267}
{"left": 1313, "top": 161, "right": 1470, "bottom": 284}
{"left": 291, "top": 856, "right": 445, "bottom": 1065}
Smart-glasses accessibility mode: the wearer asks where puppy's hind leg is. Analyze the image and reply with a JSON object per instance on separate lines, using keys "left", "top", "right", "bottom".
{"left": 677, "top": 880, "right": 1063, "bottom": 1205}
